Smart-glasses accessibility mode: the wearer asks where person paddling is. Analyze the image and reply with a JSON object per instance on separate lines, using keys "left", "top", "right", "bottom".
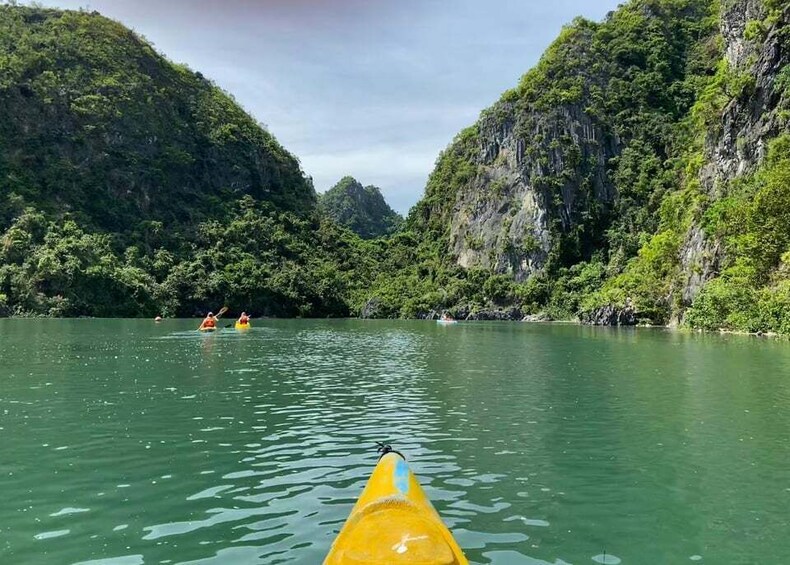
{"left": 198, "top": 306, "right": 227, "bottom": 331}
{"left": 199, "top": 312, "right": 218, "bottom": 331}
{"left": 237, "top": 311, "right": 250, "bottom": 325}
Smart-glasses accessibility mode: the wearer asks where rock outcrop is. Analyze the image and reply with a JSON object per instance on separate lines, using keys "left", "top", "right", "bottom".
{"left": 579, "top": 304, "right": 637, "bottom": 326}
{"left": 413, "top": 1, "right": 715, "bottom": 289}
{"left": 679, "top": 1, "right": 790, "bottom": 307}
{"left": 448, "top": 102, "right": 619, "bottom": 281}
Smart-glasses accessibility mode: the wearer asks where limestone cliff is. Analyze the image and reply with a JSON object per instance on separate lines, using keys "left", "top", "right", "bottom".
{"left": 412, "top": 1, "right": 717, "bottom": 283}
{"left": 404, "top": 0, "right": 790, "bottom": 329}
{"left": 448, "top": 100, "right": 618, "bottom": 281}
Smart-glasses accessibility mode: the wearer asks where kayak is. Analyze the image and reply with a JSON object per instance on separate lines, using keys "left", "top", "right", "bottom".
{"left": 436, "top": 319, "right": 458, "bottom": 325}
{"left": 235, "top": 322, "right": 251, "bottom": 330}
{"left": 198, "top": 326, "right": 216, "bottom": 332}
{"left": 324, "top": 448, "right": 468, "bottom": 564}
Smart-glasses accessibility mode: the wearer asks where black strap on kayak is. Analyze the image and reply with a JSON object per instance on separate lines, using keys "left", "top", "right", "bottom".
{"left": 375, "top": 442, "right": 405, "bottom": 461}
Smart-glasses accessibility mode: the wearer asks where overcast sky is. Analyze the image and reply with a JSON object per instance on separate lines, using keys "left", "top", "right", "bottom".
{"left": 27, "top": 0, "right": 622, "bottom": 213}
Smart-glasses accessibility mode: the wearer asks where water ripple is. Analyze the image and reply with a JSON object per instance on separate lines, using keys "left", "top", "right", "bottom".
{"left": 1, "top": 319, "right": 789, "bottom": 564}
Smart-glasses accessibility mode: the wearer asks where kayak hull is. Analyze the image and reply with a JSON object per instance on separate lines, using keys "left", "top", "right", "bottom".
{"left": 324, "top": 452, "right": 468, "bottom": 564}
{"left": 198, "top": 327, "right": 216, "bottom": 332}
{"left": 235, "top": 322, "right": 251, "bottom": 330}
{"left": 436, "top": 320, "right": 458, "bottom": 325}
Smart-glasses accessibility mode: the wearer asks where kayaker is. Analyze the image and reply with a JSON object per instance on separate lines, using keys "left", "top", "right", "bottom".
{"left": 440, "top": 312, "right": 454, "bottom": 321}
{"left": 154, "top": 316, "right": 162, "bottom": 322}
{"left": 199, "top": 312, "right": 218, "bottom": 331}
{"left": 237, "top": 312, "right": 250, "bottom": 325}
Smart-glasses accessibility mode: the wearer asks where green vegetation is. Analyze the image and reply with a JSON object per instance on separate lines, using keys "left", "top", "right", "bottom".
{"left": 319, "top": 177, "right": 402, "bottom": 239}
{"left": 360, "top": 0, "right": 728, "bottom": 320}
{"left": 0, "top": 6, "right": 314, "bottom": 231}
{"left": 0, "top": 196, "right": 381, "bottom": 317}
{"left": 684, "top": 135, "right": 790, "bottom": 333}
{"left": 358, "top": 0, "right": 790, "bottom": 332}
{"left": 0, "top": 5, "right": 369, "bottom": 317}
{"left": 1, "top": 0, "right": 788, "bottom": 334}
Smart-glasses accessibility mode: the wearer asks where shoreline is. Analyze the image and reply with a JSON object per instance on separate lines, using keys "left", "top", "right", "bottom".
{"left": 1, "top": 315, "right": 786, "bottom": 339}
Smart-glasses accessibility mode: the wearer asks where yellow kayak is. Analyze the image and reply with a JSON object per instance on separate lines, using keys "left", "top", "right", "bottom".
{"left": 235, "top": 322, "right": 251, "bottom": 330}
{"left": 324, "top": 447, "right": 468, "bottom": 564}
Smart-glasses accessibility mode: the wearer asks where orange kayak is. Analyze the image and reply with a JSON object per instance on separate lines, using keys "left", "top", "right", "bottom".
{"left": 324, "top": 448, "right": 468, "bottom": 564}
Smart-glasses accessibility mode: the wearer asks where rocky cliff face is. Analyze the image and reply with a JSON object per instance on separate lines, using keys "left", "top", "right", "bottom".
{"left": 679, "top": 0, "right": 789, "bottom": 307}
{"left": 449, "top": 101, "right": 618, "bottom": 281}
{"left": 414, "top": 0, "right": 717, "bottom": 287}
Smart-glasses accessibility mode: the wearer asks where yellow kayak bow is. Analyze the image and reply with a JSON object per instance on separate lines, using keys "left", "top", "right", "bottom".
{"left": 324, "top": 447, "right": 468, "bottom": 564}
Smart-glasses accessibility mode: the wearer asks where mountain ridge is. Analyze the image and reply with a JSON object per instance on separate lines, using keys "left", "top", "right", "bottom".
{"left": 0, "top": 5, "right": 367, "bottom": 318}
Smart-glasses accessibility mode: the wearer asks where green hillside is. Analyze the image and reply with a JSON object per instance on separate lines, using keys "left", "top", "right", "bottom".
{"left": 0, "top": 6, "right": 367, "bottom": 317}
{"left": 360, "top": 0, "right": 790, "bottom": 331}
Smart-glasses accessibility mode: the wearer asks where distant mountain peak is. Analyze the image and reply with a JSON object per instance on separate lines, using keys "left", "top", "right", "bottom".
{"left": 319, "top": 177, "right": 402, "bottom": 239}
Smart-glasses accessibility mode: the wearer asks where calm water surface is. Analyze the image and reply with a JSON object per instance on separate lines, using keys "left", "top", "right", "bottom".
{"left": 1, "top": 319, "right": 789, "bottom": 564}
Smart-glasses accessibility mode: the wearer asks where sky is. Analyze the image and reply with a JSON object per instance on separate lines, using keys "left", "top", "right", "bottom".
{"left": 26, "top": 0, "right": 623, "bottom": 213}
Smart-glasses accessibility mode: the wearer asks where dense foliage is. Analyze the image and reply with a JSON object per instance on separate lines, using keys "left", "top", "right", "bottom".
{"left": 319, "top": 177, "right": 402, "bottom": 239}
{"left": 0, "top": 197, "right": 382, "bottom": 317}
{"left": 684, "top": 135, "right": 790, "bottom": 333}
{"left": 0, "top": 6, "right": 314, "bottom": 232}
{"left": 0, "top": 6, "right": 368, "bottom": 317}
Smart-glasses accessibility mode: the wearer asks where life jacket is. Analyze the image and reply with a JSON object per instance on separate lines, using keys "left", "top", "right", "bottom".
{"left": 239, "top": 315, "right": 249, "bottom": 324}
{"left": 203, "top": 318, "right": 216, "bottom": 328}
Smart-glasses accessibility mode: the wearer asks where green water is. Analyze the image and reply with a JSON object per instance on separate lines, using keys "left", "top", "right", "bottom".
{"left": 1, "top": 320, "right": 789, "bottom": 564}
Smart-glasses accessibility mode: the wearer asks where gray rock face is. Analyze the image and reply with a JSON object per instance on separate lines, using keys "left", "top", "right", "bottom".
{"left": 521, "top": 312, "right": 552, "bottom": 323}
{"left": 721, "top": 0, "right": 766, "bottom": 70}
{"left": 679, "top": 224, "right": 723, "bottom": 305}
{"left": 454, "top": 305, "right": 524, "bottom": 321}
{"left": 448, "top": 102, "right": 619, "bottom": 282}
{"left": 679, "top": 1, "right": 789, "bottom": 307}
{"left": 579, "top": 304, "right": 637, "bottom": 326}
{"left": 417, "top": 0, "right": 788, "bottom": 326}
{"left": 705, "top": 1, "right": 785, "bottom": 185}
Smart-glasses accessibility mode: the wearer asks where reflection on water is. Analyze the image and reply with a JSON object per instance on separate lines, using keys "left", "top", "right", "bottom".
{"left": 1, "top": 319, "right": 789, "bottom": 564}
